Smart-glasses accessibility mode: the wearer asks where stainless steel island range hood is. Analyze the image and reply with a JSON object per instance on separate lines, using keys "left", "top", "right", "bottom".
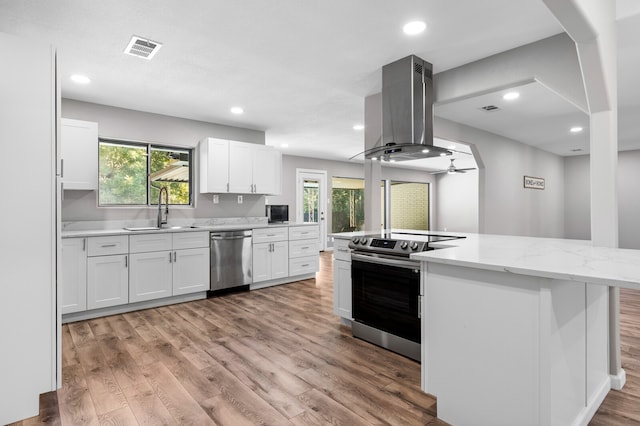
{"left": 365, "top": 55, "right": 452, "bottom": 161}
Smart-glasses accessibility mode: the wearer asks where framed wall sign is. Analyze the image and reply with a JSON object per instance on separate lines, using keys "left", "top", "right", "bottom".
{"left": 524, "top": 176, "right": 545, "bottom": 190}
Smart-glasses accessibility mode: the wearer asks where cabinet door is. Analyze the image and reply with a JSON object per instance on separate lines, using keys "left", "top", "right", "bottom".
{"left": 333, "top": 259, "right": 352, "bottom": 319}
{"left": 270, "top": 241, "right": 289, "bottom": 280}
{"left": 252, "top": 145, "right": 282, "bottom": 195}
{"left": 199, "top": 138, "right": 229, "bottom": 193}
{"left": 61, "top": 238, "right": 87, "bottom": 314}
{"left": 87, "top": 255, "right": 128, "bottom": 309}
{"left": 61, "top": 118, "right": 98, "bottom": 190}
{"left": 252, "top": 243, "right": 271, "bottom": 283}
{"left": 228, "top": 141, "right": 254, "bottom": 193}
{"left": 172, "top": 248, "right": 210, "bottom": 296}
{"left": 129, "top": 251, "right": 173, "bottom": 303}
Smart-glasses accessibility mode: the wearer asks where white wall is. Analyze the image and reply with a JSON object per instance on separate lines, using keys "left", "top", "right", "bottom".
{"left": 435, "top": 117, "right": 566, "bottom": 238}
{"left": 61, "top": 99, "right": 266, "bottom": 221}
{"left": 564, "top": 150, "right": 640, "bottom": 249}
{"left": 564, "top": 155, "right": 591, "bottom": 240}
{"left": 435, "top": 170, "right": 479, "bottom": 232}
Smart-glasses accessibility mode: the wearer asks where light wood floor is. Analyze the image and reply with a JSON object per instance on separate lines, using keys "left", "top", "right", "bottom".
{"left": 12, "top": 252, "right": 640, "bottom": 425}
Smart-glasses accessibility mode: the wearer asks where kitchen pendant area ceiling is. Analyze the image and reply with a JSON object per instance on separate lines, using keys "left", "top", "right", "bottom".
{"left": 1, "top": 1, "right": 639, "bottom": 165}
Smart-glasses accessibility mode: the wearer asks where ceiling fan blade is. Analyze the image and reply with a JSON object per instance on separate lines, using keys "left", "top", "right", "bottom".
{"left": 456, "top": 167, "right": 477, "bottom": 171}
{"left": 455, "top": 170, "right": 467, "bottom": 173}
{"left": 429, "top": 170, "right": 448, "bottom": 175}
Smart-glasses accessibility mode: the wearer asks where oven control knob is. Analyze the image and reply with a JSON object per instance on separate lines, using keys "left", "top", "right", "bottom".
{"left": 352, "top": 237, "right": 360, "bottom": 244}
{"left": 410, "top": 242, "right": 419, "bottom": 251}
{"left": 400, "top": 241, "right": 409, "bottom": 250}
{"left": 360, "top": 238, "right": 368, "bottom": 245}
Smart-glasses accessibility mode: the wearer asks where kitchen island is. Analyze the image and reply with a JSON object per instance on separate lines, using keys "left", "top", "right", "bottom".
{"left": 411, "top": 233, "right": 640, "bottom": 426}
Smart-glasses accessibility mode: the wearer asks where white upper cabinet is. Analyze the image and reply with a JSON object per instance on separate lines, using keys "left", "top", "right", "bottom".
{"left": 228, "top": 141, "right": 254, "bottom": 193}
{"left": 199, "top": 137, "right": 229, "bottom": 193}
{"left": 199, "top": 138, "right": 282, "bottom": 195}
{"left": 61, "top": 118, "right": 98, "bottom": 190}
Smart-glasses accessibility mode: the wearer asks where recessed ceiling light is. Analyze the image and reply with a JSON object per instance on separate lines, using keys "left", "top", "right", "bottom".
{"left": 448, "top": 145, "right": 456, "bottom": 150}
{"left": 70, "top": 74, "right": 91, "bottom": 84}
{"left": 371, "top": 157, "right": 378, "bottom": 161}
{"left": 570, "top": 126, "right": 583, "bottom": 133}
{"left": 353, "top": 124, "right": 364, "bottom": 131}
{"left": 421, "top": 149, "right": 430, "bottom": 153}
{"left": 280, "top": 143, "right": 289, "bottom": 148}
{"left": 503, "top": 92, "right": 520, "bottom": 100}
{"left": 403, "top": 21, "right": 426, "bottom": 35}
{"left": 230, "top": 107, "right": 244, "bottom": 115}
{"left": 439, "top": 152, "right": 447, "bottom": 156}
{"left": 389, "top": 159, "right": 396, "bottom": 163}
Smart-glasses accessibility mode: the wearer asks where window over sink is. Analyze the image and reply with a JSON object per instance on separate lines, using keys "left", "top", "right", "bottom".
{"left": 98, "top": 138, "right": 193, "bottom": 206}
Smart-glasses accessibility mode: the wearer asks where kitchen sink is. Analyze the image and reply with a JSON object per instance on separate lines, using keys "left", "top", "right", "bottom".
{"left": 123, "top": 226, "right": 199, "bottom": 231}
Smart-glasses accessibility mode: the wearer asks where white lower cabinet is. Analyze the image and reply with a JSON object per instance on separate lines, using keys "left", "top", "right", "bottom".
{"left": 333, "top": 259, "right": 352, "bottom": 319}
{"left": 87, "top": 254, "right": 129, "bottom": 309}
{"left": 253, "top": 241, "right": 289, "bottom": 283}
{"left": 332, "top": 238, "right": 352, "bottom": 319}
{"left": 129, "top": 251, "right": 173, "bottom": 303}
{"left": 129, "top": 232, "right": 210, "bottom": 303}
{"left": 61, "top": 238, "right": 87, "bottom": 314}
{"left": 173, "top": 247, "right": 210, "bottom": 296}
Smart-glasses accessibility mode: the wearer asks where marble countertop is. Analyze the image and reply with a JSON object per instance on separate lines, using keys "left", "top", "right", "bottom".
{"left": 62, "top": 219, "right": 316, "bottom": 238}
{"left": 411, "top": 233, "right": 640, "bottom": 290}
{"left": 329, "top": 229, "right": 640, "bottom": 289}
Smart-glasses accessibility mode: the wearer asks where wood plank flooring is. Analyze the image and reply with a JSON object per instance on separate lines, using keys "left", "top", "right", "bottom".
{"left": 11, "top": 252, "right": 640, "bottom": 425}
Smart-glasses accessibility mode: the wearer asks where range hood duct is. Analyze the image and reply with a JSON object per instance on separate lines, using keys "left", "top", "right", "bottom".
{"left": 364, "top": 55, "right": 452, "bottom": 161}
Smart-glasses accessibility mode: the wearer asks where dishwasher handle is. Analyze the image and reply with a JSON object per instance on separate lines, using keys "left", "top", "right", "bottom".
{"left": 211, "top": 234, "right": 251, "bottom": 240}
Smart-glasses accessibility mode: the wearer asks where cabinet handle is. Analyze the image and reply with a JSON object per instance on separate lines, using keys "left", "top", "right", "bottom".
{"left": 337, "top": 248, "right": 349, "bottom": 253}
{"left": 301, "top": 264, "right": 309, "bottom": 267}
{"left": 418, "top": 295, "right": 422, "bottom": 319}
{"left": 169, "top": 252, "right": 173, "bottom": 263}
{"left": 60, "top": 158, "right": 64, "bottom": 178}
{"left": 227, "top": 183, "right": 229, "bottom": 192}
{"left": 174, "top": 251, "right": 177, "bottom": 262}
{"left": 301, "top": 246, "right": 309, "bottom": 250}
{"left": 82, "top": 238, "right": 86, "bottom": 251}
{"left": 301, "top": 231, "right": 309, "bottom": 235}
{"left": 125, "top": 255, "right": 128, "bottom": 268}
{"left": 267, "top": 234, "right": 276, "bottom": 237}
{"left": 101, "top": 244, "right": 117, "bottom": 248}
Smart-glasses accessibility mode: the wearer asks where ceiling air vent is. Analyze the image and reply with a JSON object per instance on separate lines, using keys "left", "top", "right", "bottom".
{"left": 124, "top": 36, "right": 162, "bottom": 60}
{"left": 480, "top": 105, "right": 500, "bottom": 112}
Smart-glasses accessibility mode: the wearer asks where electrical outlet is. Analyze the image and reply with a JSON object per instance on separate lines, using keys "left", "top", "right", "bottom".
{"left": 213, "top": 194, "right": 219, "bottom": 204}
{"left": 237, "top": 195, "right": 243, "bottom": 204}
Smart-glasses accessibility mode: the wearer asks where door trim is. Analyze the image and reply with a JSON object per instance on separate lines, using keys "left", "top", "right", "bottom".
{"left": 295, "top": 168, "right": 327, "bottom": 250}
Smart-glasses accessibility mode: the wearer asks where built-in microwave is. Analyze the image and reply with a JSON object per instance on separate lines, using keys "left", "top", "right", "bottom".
{"left": 266, "top": 204, "right": 289, "bottom": 223}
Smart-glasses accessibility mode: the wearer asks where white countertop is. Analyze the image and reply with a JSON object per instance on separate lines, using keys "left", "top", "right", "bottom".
{"left": 62, "top": 220, "right": 316, "bottom": 238}
{"left": 411, "top": 233, "right": 640, "bottom": 290}
{"left": 330, "top": 229, "right": 640, "bottom": 289}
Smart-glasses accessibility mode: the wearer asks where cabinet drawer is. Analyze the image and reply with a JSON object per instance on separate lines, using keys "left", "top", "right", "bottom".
{"left": 173, "top": 231, "right": 209, "bottom": 250}
{"left": 253, "top": 227, "right": 288, "bottom": 243}
{"left": 88, "top": 235, "right": 129, "bottom": 256}
{"left": 289, "top": 226, "right": 319, "bottom": 241}
{"left": 289, "top": 238, "right": 318, "bottom": 258}
{"left": 333, "top": 238, "right": 352, "bottom": 262}
{"left": 289, "top": 255, "right": 319, "bottom": 276}
{"left": 130, "top": 233, "right": 172, "bottom": 253}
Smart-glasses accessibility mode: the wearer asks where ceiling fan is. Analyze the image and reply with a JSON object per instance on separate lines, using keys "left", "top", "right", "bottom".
{"left": 430, "top": 159, "right": 477, "bottom": 175}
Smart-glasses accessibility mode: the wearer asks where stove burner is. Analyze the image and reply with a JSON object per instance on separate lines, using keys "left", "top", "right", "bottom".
{"left": 348, "top": 232, "right": 465, "bottom": 257}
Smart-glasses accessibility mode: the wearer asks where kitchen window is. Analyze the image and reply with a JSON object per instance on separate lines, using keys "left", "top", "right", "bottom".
{"left": 98, "top": 139, "right": 193, "bottom": 206}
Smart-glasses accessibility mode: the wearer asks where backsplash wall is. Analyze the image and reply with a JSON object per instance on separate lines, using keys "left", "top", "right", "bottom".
{"left": 61, "top": 99, "right": 266, "bottom": 222}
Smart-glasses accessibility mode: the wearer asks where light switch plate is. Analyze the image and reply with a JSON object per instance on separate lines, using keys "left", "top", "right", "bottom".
{"left": 238, "top": 195, "right": 243, "bottom": 204}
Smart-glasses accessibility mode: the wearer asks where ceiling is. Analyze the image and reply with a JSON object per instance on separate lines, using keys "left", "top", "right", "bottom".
{"left": 1, "top": 1, "right": 639, "bottom": 169}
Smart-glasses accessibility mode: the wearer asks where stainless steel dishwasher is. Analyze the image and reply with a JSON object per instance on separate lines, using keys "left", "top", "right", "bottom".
{"left": 210, "top": 230, "right": 252, "bottom": 292}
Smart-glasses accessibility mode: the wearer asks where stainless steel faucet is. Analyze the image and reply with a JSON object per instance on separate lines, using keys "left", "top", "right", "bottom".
{"left": 157, "top": 186, "right": 169, "bottom": 228}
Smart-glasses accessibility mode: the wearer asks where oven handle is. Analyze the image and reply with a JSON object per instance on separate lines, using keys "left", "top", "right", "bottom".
{"left": 351, "top": 253, "right": 419, "bottom": 270}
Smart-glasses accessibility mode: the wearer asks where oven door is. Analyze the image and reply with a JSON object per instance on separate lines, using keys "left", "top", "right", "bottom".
{"left": 351, "top": 253, "right": 420, "bottom": 343}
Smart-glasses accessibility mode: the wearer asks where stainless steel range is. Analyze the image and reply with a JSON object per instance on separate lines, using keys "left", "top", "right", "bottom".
{"left": 349, "top": 232, "right": 464, "bottom": 361}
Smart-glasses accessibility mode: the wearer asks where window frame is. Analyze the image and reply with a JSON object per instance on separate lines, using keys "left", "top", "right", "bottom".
{"left": 98, "top": 137, "right": 194, "bottom": 208}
